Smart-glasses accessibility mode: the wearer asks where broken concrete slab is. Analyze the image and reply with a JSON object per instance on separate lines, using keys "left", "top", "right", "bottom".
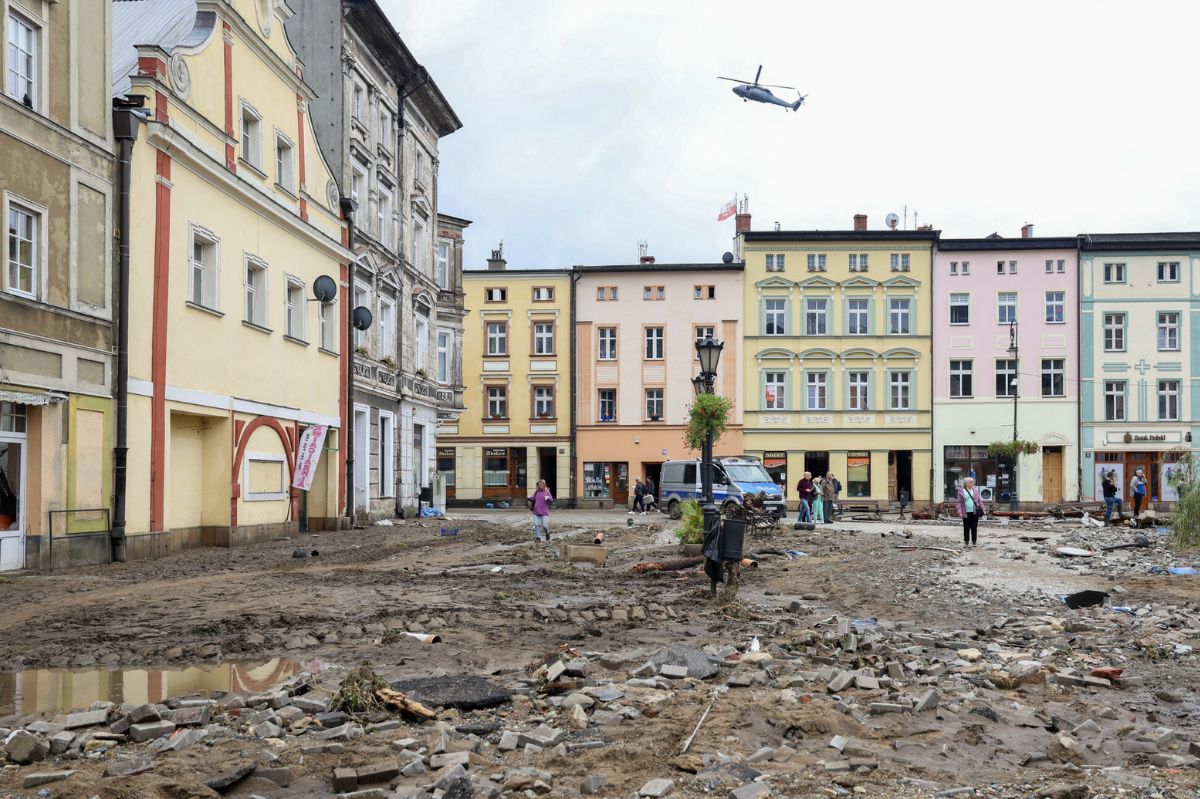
{"left": 648, "top": 644, "right": 720, "bottom": 680}
{"left": 22, "top": 770, "right": 76, "bottom": 788}
{"left": 103, "top": 756, "right": 155, "bottom": 778}
{"left": 639, "top": 777, "right": 675, "bottom": 797}
{"left": 391, "top": 675, "right": 512, "bottom": 710}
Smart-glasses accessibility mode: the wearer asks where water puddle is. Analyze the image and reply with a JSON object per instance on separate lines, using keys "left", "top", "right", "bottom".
{"left": 0, "top": 657, "right": 334, "bottom": 718}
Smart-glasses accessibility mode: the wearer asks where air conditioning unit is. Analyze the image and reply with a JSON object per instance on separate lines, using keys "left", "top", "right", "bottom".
{"left": 980, "top": 486, "right": 995, "bottom": 501}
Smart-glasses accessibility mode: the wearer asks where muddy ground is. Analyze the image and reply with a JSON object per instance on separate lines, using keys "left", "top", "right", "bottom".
{"left": 0, "top": 510, "right": 1197, "bottom": 798}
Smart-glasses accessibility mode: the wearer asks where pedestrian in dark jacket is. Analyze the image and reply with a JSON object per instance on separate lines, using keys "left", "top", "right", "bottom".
{"left": 795, "top": 471, "right": 814, "bottom": 523}
{"left": 630, "top": 479, "right": 645, "bottom": 514}
{"left": 1102, "top": 471, "right": 1122, "bottom": 523}
{"left": 820, "top": 474, "right": 836, "bottom": 523}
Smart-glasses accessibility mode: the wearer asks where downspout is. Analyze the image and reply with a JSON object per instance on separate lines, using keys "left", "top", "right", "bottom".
{"left": 341, "top": 199, "right": 357, "bottom": 524}
{"left": 569, "top": 269, "right": 579, "bottom": 506}
{"left": 110, "top": 98, "right": 143, "bottom": 563}
{"left": 1076, "top": 235, "right": 1084, "bottom": 501}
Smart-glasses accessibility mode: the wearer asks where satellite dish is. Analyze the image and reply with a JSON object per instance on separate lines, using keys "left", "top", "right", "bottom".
{"left": 312, "top": 275, "right": 337, "bottom": 303}
{"left": 722, "top": 251, "right": 734, "bottom": 264}
{"left": 885, "top": 213, "right": 900, "bottom": 230}
{"left": 351, "top": 305, "right": 373, "bottom": 331}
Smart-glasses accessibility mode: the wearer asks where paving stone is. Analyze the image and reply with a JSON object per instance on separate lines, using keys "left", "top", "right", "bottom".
{"left": 129, "top": 720, "right": 176, "bottom": 742}
{"left": 357, "top": 759, "right": 401, "bottom": 783}
{"left": 332, "top": 766, "right": 358, "bottom": 792}
{"left": 498, "top": 730, "right": 521, "bottom": 751}
{"left": 25, "top": 720, "right": 64, "bottom": 735}
{"left": 731, "top": 782, "right": 770, "bottom": 799}
{"left": 868, "top": 703, "right": 905, "bottom": 715}
{"left": 854, "top": 674, "right": 880, "bottom": 690}
{"left": 290, "top": 696, "right": 329, "bottom": 712}
{"left": 5, "top": 730, "right": 48, "bottom": 764}
{"left": 546, "top": 659, "right": 567, "bottom": 682}
{"left": 312, "top": 722, "right": 362, "bottom": 741}
{"left": 827, "top": 671, "right": 854, "bottom": 693}
{"left": 564, "top": 658, "right": 590, "bottom": 677}
{"left": 639, "top": 777, "right": 675, "bottom": 797}
{"left": 317, "top": 711, "right": 351, "bottom": 727}
{"left": 64, "top": 709, "right": 108, "bottom": 729}
{"left": 1121, "top": 740, "right": 1158, "bottom": 753}
{"left": 49, "top": 730, "right": 75, "bottom": 754}
{"left": 829, "top": 735, "right": 848, "bottom": 752}
{"left": 914, "top": 689, "right": 940, "bottom": 712}
{"left": 401, "top": 757, "right": 429, "bottom": 776}
{"left": 172, "top": 705, "right": 212, "bottom": 726}
{"left": 581, "top": 774, "right": 608, "bottom": 795}
{"left": 166, "top": 728, "right": 209, "bottom": 751}
{"left": 648, "top": 645, "right": 720, "bottom": 679}
{"left": 429, "top": 751, "right": 471, "bottom": 769}
{"left": 771, "top": 745, "right": 796, "bottom": 762}
{"left": 256, "top": 766, "right": 292, "bottom": 787}
{"left": 103, "top": 756, "right": 155, "bottom": 777}
{"left": 562, "top": 692, "right": 595, "bottom": 709}
{"left": 22, "top": 770, "right": 76, "bottom": 788}
{"left": 129, "top": 704, "right": 164, "bottom": 724}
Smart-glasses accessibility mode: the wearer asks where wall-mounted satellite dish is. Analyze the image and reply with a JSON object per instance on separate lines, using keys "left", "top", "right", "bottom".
{"left": 352, "top": 306, "right": 373, "bottom": 331}
{"left": 312, "top": 275, "right": 337, "bottom": 303}
{"left": 885, "top": 213, "right": 900, "bottom": 230}
{"left": 722, "top": 251, "right": 734, "bottom": 264}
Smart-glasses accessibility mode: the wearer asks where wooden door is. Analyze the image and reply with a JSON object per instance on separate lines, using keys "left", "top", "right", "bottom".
{"left": 1042, "top": 447, "right": 1063, "bottom": 504}
{"left": 611, "top": 462, "right": 629, "bottom": 506}
{"left": 1127, "top": 458, "right": 1151, "bottom": 502}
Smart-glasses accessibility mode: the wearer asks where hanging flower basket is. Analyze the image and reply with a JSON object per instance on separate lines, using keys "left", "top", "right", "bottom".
{"left": 683, "top": 393, "right": 732, "bottom": 451}
{"left": 987, "top": 440, "right": 1040, "bottom": 459}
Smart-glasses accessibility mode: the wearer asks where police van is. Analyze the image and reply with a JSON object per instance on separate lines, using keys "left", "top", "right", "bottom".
{"left": 658, "top": 456, "right": 786, "bottom": 519}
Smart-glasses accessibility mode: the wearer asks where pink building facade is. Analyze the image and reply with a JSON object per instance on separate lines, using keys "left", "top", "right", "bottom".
{"left": 933, "top": 236, "right": 1080, "bottom": 506}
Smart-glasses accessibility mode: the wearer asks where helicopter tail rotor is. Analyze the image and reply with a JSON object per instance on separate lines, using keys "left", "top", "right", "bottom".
{"left": 792, "top": 93, "right": 806, "bottom": 110}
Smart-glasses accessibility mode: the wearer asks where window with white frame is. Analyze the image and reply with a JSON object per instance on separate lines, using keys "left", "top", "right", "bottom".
{"left": 243, "top": 451, "right": 287, "bottom": 501}
{"left": 1045, "top": 290, "right": 1065, "bottom": 323}
{"left": 533, "top": 286, "right": 554, "bottom": 301}
{"left": 533, "top": 321, "right": 554, "bottom": 355}
{"left": 436, "top": 242, "right": 449, "bottom": 289}
{"left": 949, "top": 261, "right": 958, "bottom": 275}
{"left": 486, "top": 386, "right": 507, "bottom": 418}
{"left": 350, "top": 162, "right": 367, "bottom": 204}
{"left": 949, "top": 293, "right": 969, "bottom": 325}
{"left": 353, "top": 287, "right": 368, "bottom": 347}
{"left": 995, "top": 359, "right": 1017, "bottom": 398}
{"left": 889, "top": 371, "right": 911, "bottom": 410}
{"left": 275, "top": 134, "right": 294, "bottom": 191}
{"left": 598, "top": 327, "right": 617, "bottom": 360}
{"left": 848, "top": 371, "right": 869, "bottom": 410}
{"left": 484, "top": 287, "right": 506, "bottom": 302}
{"left": 319, "top": 300, "right": 335, "bottom": 351}
{"left": 1041, "top": 358, "right": 1065, "bottom": 398}
{"left": 996, "top": 260, "right": 1005, "bottom": 275}
{"left": 244, "top": 257, "right": 268, "bottom": 326}
{"left": 1159, "top": 380, "right": 1180, "bottom": 421}
{"left": 7, "top": 11, "right": 37, "bottom": 109}
{"left": 1103, "top": 262, "right": 1125, "bottom": 283}
{"left": 890, "top": 253, "right": 910, "bottom": 272}
{"left": 240, "top": 105, "right": 262, "bottom": 169}
{"left": 806, "top": 372, "right": 828, "bottom": 410}
{"left": 1, "top": 400, "right": 27, "bottom": 433}
{"left": 764, "top": 298, "right": 786, "bottom": 335}
{"left": 1056, "top": 259, "right": 1064, "bottom": 273}
{"left": 352, "top": 82, "right": 364, "bottom": 120}
{"left": 436, "top": 331, "right": 450, "bottom": 383}
{"left": 189, "top": 228, "right": 219, "bottom": 309}
{"left": 997, "top": 292, "right": 1017, "bottom": 324}
{"left": 534, "top": 386, "right": 555, "bottom": 418}
{"left": 765, "top": 254, "right": 784, "bottom": 272}
{"left": 414, "top": 312, "right": 428, "bottom": 368}
{"left": 1045, "top": 259, "right": 1053, "bottom": 274}
{"left": 847, "top": 298, "right": 869, "bottom": 335}
{"left": 416, "top": 149, "right": 427, "bottom": 186}
{"left": 950, "top": 360, "right": 973, "bottom": 398}
{"left": 285, "top": 278, "right": 304, "bottom": 339}
{"left": 645, "top": 388, "right": 663, "bottom": 420}
{"left": 1158, "top": 312, "right": 1180, "bottom": 351}
{"left": 485, "top": 321, "right": 506, "bottom": 355}
{"left": 889, "top": 298, "right": 911, "bottom": 334}
{"left": 849, "top": 253, "right": 868, "bottom": 272}
{"left": 5, "top": 201, "right": 39, "bottom": 298}
{"left": 379, "top": 297, "right": 396, "bottom": 359}
{"left": 804, "top": 298, "right": 828, "bottom": 335}
{"left": 377, "top": 182, "right": 393, "bottom": 246}
{"left": 1103, "top": 312, "right": 1125, "bottom": 352}
{"left": 413, "top": 216, "right": 429, "bottom": 273}
{"left": 379, "top": 412, "right": 395, "bottom": 496}
{"left": 378, "top": 108, "right": 390, "bottom": 147}
{"left": 694, "top": 326, "right": 715, "bottom": 354}
{"left": 644, "top": 327, "right": 664, "bottom": 360}
{"left": 1157, "top": 261, "right": 1180, "bottom": 282}
{"left": 598, "top": 389, "right": 616, "bottom": 421}
{"left": 764, "top": 371, "right": 786, "bottom": 410}
{"left": 1105, "top": 380, "right": 1126, "bottom": 421}
{"left": 1008, "top": 260, "right": 1017, "bottom": 274}
{"left": 961, "top": 260, "right": 970, "bottom": 274}
{"left": 643, "top": 285, "right": 665, "bottom": 300}
{"left": 806, "top": 253, "right": 827, "bottom": 272}
{"left": 693, "top": 284, "right": 716, "bottom": 299}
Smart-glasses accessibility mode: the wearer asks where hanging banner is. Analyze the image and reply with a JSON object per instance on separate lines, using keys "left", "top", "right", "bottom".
{"left": 292, "top": 425, "right": 329, "bottom": 490}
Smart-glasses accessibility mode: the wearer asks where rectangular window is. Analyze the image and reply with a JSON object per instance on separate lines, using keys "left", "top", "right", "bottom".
{"left": 377, "top": 297, "right": 396, "bottom": 358}
{"left": 1103, "top": 313, "right": 1125, "bottom": 352}
{"left": 240, "top": 106, "right": 262, "bottom": 169}
{"left": 765, "top": 254, "right": 774, "bottom": 271}
{"left": 437, "top": 243, "right": 449, "bottom": 289}
{"left": 1103, "top": 262, "right": 1125, "bottom": 283}
{"left": 285, "top": 279, "right": 304, "bottom": 339}
{"left": 889, "top": 372, "right": 911, "bottom": 410}
{"left": 804, "top": 298, "right": 828, "bottom": 335}
{"left": 643, "top": 285, "right": 665, "bottom": 300}
{"left": 377, "top": 184, "right": 393, "bottom": 247}
{"left": 6, "top": 202, "right": 38, "bottom": 298}
{"left": 950, "top": 360, "right": 973, "bottom": 398}
{"left": 995, "top": 359, "right": 1017, "bottom": 398}
{"left": 1104, "top": 380, "right": 1125, "bottom": 421}
{"left": 1008, "top": 260, "right": 1017, "bottom": 274}
{"left": 848, "top": 371, "right": 869, "bottom": 410}
{"left": 350, "top": 163, "right": 367, "bottom": 204}
{"left": 533, "top": 321, "right": 555, "bottom": 355}
{"left": 437, "top": 331, "right": 450, "bottom": 383}
{"left": 486, "top": 386, "right": 507, "bottom": 419}
{"left": 379, "top": 413, "right": 395, "bottom": 497}
{"left": 847, "top": 452, "right": 870, "bottom": 498}
{"left": 1157, "top": 261, "right": 1180, "bottom": 282}
{"left": 6, "top": 12, "right": 37, "bottom": 109}
{"left": 1041, "top": 358, "right": 1065, "bottom": 398}
{"left": 275, "top": 135, "right": 294, "bottom": 192}
{"left": 645, "top": 388, "right": 663, "bottom": 420}
{"left": 889, "top": 298, "right": 911, "bottom": 334}
{"left": 244, "top": 259, "right": 267, "bottom": 326}
{"left": 485, "top": 321, "right": 507, "bottom": 355}
{"left": 890, "top": 253, "right": 910, "bottom": 272}
{"left": 0, "top": 400, "right": 27, "bottom": 433}
{"left": 847, "top": 298, "right": 869, "bottom": 335}
{"left": 416, "top": 150, "right": 427, "bottom": 185}
{"left": 598, "top": 326, "right": 617, "bottom": 360}
{"left": 189, "top": 230, "right": 219, "bottom": 309}
{"left": 806, "top": 372, "right": 828, "bottom": 410}
{"left": 694, "top": 325, "right": 715, "bottom": 359}
{"left": 319, "top": 301, "right": 335, "bottom": 351}
{"left": 1045, "top": 291, "right": 1065, "bottom": 323}
{"left": 1158, "top": 312, "right": 1180, "bottom": 351}
{"left": 949, "top": 293, "right": 969, "bottom": 325}
{"left": 352, "top": 83, "right": 364, "bottom": 120}
{"left": 1045, "top": 259, "right": 1053, "bottom": 274}
{"left": 484, "top": 450, "right": 507, "bottom": 487}
{"left": 766, "top": 254, "right": 787, "bottom": 272}
{"left": 997, "top": 292, "right": 1017, "bottom": 325}
{"left": 764, "top": 298, "right": 786, "bottom": 335}
{"left": 598, "top": 389, "right": 616, "bottom": 422}
{"left": 950, "top": 261, "right": 958, "bottom": 275}
{"left": 485, "top": 287, "right": 506, "bottom": 302}
{"left": 764, "top": 371, "right": 786, "bottom": 410}
{"left": 961, "top": 260, "right": 970, "bottom": 275}
{"left": 1056, "top": 259, "right": 1064, "bottom": 273}
{"left": 414, "top": 313, "right": 428, "bottom": 368}
{"left": 692, "top": 284, "right": 716, "bottom": 299}
{"left": 849, "top": 253, "right": 869, "bottom": 272}
{"left": 532, "top": 286, "right": 554, "bottom": 301}
{"left": 644, "top": 327, "right": 664, "bottom": 360}
{"left": 534, "top": 386, "right": 555, "bottom": 418}
{"left": 806, "top": 254, "right": 827, "bottom": 272}
{"left": 1158, "top": 380, "right": 1180, "bottom": 421}
{"left": 996, "top": 260, "right": 1005, "bottom": 275}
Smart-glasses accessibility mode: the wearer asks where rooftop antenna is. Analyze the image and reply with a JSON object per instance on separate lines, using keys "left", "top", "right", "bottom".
{"left": 637, "top": 240, "right": 648, "bottom": 260}
{"left": 774, "top": 221, "right": 781, "bottom": 231}
{"left": 741, "top": 193, "right": 750, "bottom": 214}
{"left": 902, "top": 205, "right": 908, "bottom": 231}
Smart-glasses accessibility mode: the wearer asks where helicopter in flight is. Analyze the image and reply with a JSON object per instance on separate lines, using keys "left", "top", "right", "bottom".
{"left": 718, "top": 65, "right": 806, "bottom": 111}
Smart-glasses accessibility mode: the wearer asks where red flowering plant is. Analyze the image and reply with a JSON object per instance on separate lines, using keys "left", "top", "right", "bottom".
{"left": 683, "top": 393, "right": 732, "bottom": 451}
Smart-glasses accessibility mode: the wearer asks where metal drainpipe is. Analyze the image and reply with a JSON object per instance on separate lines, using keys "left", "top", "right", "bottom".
{"left": 569, "top": 269, "right": 579, "bottom": 506}
{"left": 110, "top": 100, "right": 142, "bottom": 563}
{"left": 342, "top": 203, "right": 357, "bottom": 525}
{"left": 1076, "top": 235, "right": 1084, "bottom": 501}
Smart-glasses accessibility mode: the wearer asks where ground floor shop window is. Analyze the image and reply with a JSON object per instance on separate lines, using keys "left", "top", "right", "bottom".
{"left": 1093, "top": 450, "right": 1177, "bottom": 501}
{"left": 583, "top": 461, "right": 628, "bottom": 500}
{"left": 763, "top": 452, "right": 786, "bottom": 495}
{"left": 484, "top": 449, "right": 507, "bottom": 488}
{"left": 436, "top": 448, "right": 455, "bottom": 498}
{"left": 847, "top": 452, "right": 870, "bottom": 497}
{"left": 942, "top": 445, "right": 1014, "bottom": 503}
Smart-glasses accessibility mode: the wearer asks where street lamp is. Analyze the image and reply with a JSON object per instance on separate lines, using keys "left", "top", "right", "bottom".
{"left": 1007, "top": 320, "right": 1019, "bottom": 511}
{"left": 694, "top": 336, "right": 724, "bottom": 590}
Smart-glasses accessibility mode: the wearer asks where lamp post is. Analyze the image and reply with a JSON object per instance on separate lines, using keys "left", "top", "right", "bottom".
{"left": 1008, "top": 319, "right": 1019, "bottom": 512}
{"left": 694, "top": 336, "right": 724, "bottom": 582}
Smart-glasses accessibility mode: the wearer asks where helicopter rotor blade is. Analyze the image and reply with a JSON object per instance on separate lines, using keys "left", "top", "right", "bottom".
{"left": 759, "top": 83, "right": 797, "bottom": 90}
{"left": 754, "top": 65, "right": 762, "bottom": 85}
{"left": 717, "top": 76, "right": 753, "bottom": 83}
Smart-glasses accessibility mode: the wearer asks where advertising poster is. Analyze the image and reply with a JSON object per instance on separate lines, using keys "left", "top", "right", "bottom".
{"left": 1094, "top": 462, "right": 1123, "bottom": 502}
{"left": 1161, "top": 463, "right": 1183, "bottom": 503}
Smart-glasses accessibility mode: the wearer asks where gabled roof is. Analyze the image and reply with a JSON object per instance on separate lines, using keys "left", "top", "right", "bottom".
{"left": 796, "top": 275, "right": 837, "bottom": 289}
{"left": 112, "top": 0, "right": 209, "bottom": 96}
{"left": 754, "top": 276, "right": 794, "bottom": 290}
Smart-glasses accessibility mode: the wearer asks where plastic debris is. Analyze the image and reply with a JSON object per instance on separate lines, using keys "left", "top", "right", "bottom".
{"left": 749, "top": 637, "right": 760, "bottom": 652}
{"left": 439, "top": 528, "right": 460, "bottom": 537}
{"left": 784, "top": 549, "right": 809, "bottom": 558}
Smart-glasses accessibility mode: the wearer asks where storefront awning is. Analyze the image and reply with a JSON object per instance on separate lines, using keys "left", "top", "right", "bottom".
{"left": 0, "top": 389, "right": 67, "bottom": 406}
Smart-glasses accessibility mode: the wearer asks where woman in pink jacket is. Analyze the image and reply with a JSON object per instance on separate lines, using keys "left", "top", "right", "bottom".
{"left": 955, "top": 477, "right": 985, "bottom": 548}
{"left": 529, "top": 479, "right": 554, "bottom": 543}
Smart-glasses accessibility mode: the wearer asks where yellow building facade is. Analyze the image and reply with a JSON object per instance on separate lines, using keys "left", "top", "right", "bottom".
{"left": 739, "top": 216, "right": 936, "bottom": 505}
{"left": 114, "top": 0, "right": 349, "bottom": 555}
{"left": 441, "top": 260, "right": 573, "bottom": 503}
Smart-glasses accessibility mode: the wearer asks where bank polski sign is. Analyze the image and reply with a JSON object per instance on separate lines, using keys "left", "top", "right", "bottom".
{"left": 293, "top": 425, "right": 329, "bottom": 491}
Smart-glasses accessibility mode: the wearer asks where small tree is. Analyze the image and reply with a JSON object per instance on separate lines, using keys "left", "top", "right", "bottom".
{"left": 684, "top": 393, "right": 732, "bottom": 452}
{"left": 675, "top": 499, "right": 705, "bottom": 544}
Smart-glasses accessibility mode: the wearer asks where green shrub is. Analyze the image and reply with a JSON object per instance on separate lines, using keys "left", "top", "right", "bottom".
{"left": 675, "top": 499, "right": 704, "bottom": 544}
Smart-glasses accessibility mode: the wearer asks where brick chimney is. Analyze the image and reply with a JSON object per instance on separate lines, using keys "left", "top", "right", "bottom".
{"left": 1021, "top": 223, "right": 1034, "bottom": 238}
{"left": 639, "top": 255, "right": 655, "bottom": 264}
{"left": 735, "top": 212, "right": 751, "bottom": 234}
{"left": 486, "top": 246, "right": 506, "bottom": 271}
{"left": 853, "top": 214, "right": 867, "bottom": 231}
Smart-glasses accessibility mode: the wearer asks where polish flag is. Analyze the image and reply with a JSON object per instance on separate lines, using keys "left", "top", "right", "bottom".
{"left": 718, "top": 196, "right": 737, "bottom": 222}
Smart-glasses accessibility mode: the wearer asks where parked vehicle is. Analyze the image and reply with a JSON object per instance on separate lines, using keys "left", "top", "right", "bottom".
{"left": 658, "top": 457, "right": 786, "bottom": 520}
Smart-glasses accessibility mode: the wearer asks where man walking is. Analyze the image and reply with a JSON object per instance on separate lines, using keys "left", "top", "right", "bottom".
{"left": 630, "top": 479, "right": 646, "bottom": 514}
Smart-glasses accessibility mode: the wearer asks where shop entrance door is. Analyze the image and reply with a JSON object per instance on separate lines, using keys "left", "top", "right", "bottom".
{"left": 509, "top": 449, "right": 527, "bottom": 498}
{"left": 1042, "top": 447, "right": 1063, "bottom": 504}
{"left": 804, "top": 451, "right": 829, "bottom": 482}
{"left": 0, "top": 432, "right": 26, "bottom": 571}
{"left": 892, "top": 451, "right": 913, "bottom": 503}
{"left": 612, "top": 462, "right": 629, "bottom": 507}
{"left": 537, "top": 447, "right": 557, "bottom": 494}
{"left": 1127, "top": 457, "right": 1152, "bottom": 503}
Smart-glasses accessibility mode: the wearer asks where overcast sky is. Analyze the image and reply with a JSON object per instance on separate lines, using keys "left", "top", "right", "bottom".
{"left": 382, "top": 0, "right": 1200, "bottom": 270}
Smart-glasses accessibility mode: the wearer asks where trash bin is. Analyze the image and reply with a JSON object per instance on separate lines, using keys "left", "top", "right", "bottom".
{"left": 720, "top": 519, "right": 745, "bottom": 561}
